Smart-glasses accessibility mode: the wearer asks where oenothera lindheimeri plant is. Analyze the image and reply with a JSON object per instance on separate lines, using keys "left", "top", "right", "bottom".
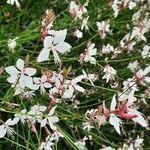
{"left": 1, "top": 0, "right": 150, "bottom": 149}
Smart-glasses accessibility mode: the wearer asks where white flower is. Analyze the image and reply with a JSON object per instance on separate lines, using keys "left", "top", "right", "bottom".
{"left": 62, "top": 75, "right": 85, "bottom": 99}
{"left": 141, "top": 45, "right": 150, "bottom": 59}
{"left": 73, "top": 29, "right": 83, "bottom": 39}
{"left": 80, "top": 43, "right": 97, "bottom": 64}
{"left": 7, "top": 0, "right": 21, "bottom": 9}
{"left": 102, "top": 44, "right": 114, "bottom": 54}
{"left": 130, "top": 27, "right": 147, "bottom": 42}
{"left": 37, "top": 29, "right": 72, "bottom": 64}
{"left": 39, "top": 135, "right": 54, "bottom": 150}
{"left": 111, "top": 0, "right": 121, "bottom": 18}
{"left": 102, "top": 65, "right": 116, "bottom": 83}
{"left": 33, "top": 75, "right": 52, "bottom": 94}
{"left": 81, "top": 16, "right": 89, "bottom": 30}
{"left": 69, "top": 1, "right": 88, "bottom": 20}
{"left": 5, "top": 59, "right": 36, "bottom": 90}
{"left": 14, "top": 109, "right": 27, "bottom": 124}
{"left": 40, "top": 106, "right": 59, "bottom": 130}
{"left": 127, "top": 60, "right": 140, "bottom": 72}
{"left": 0, "top": 119, "right": 18, "bottom": 138}
{"left": 7, "top": 37, "right": 18, "bottom": 52}
{"left": 97, "top": 21, "right": 110, "bottom": 39}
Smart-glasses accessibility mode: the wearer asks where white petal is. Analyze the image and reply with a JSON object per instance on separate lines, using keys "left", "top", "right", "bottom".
{"left": 109, "top": 114, "right": 121, "bottom": 134}
{"left": 25, "top": 68, "right": 36, "bottom": 76}
{"left": 71, "top": 75, "right": 85, "bottom": 85}
{"left": 90, "top": 57, "right": 96, "bottom": 64}
{"left": 143, "top": 66, "right": 150, "bottom": 75}
{"left": 16, "top": 59, "right": 24, "bottom": 71}
{"left": 49, "top": 106, "right": 57, "bottom": 116}
{"left": 37, "top": 48, "right": 50, "bottom": 62}
{"left": 54, "top": 29, "right": 67, "bottom": 44}
{"left": 110, "top": 94, "right": 117, "bottom": 111}
{"left": 5, "top": 66, "right": 19, "bottom": 75}
{"left": 23, "top": 76, "right": 34, "bottom": 89}
{"left": 0, "top": 126, "right": 6, "bottom": 138}
{"left": 49, "top": 122, "right": 57, "bottom": 130}
{"left": 44, "top": 36, "right": 53, "bottom": 48}
{"left": 55, "top": 42, "right": 72, "bottom": 54}
{"left": 41, "top": 118, "right": 47, "bottom": 127}
{"left": 74, "top": 84, "right": 85, "bottom": 93}
{"left": 62, "top": 86, "right": 74, "bottom": 99}
{"left": 52, "top": 49, "right": 61, "bottom": 64}
{"left": 48, "top": 117, "right": 59, "bottom": 124}
{"left": 7, "top": 75, "right": 18, "bottom": 84}
{"left": 33, "top": 77, "right": 40, "bottom": 84}
{"left": 44, "top": 82, "right": 52, "bottom": 88}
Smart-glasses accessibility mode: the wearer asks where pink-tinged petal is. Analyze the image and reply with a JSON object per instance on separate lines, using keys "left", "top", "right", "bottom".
{"left": 0, "top": 126, "right": 6, "bottom": 138}
{"left": 37, "top": 48, "right": 50, "bottom": 62}
{"left": 128, "top": 108, "right": 148, "bottom": 128}
{"left": 44, "top": 82, "right": 52, "bottom": 88}
{"left": 5, "top": 66, "right": 19, "bottom": 75}
{"left": 55, "top": 42, "right": 72, "bottom": 54}
{"left": 25, "top": 68, "right": 36, "bottom": 76}
{"left": 16, "top": 59, "right": 24, "bottom": 71}
{"left": 109, "top": 114, "right": 121, "bottom": 134}
{"left": 54, "top": 29, "right": 67, "bottom": 44}
{"left": 74, "top": 84, "right": 85, "bottom": 93}
{"left": 41, "top": 75, "right": 47, "bottom": 83}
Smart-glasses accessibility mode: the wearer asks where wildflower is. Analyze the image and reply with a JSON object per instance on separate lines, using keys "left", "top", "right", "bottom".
{"left": 7, "top": 0, "right": 21, "bottom": 9}
{"left": 73, "top": 29, "right": 83, "bottom": 39}
{"left": 101, "top": 44, "right": 114, "bottom": 54}
{"left": 97, "top": 21, "right": 110, "bottom": 39}
{"left": 102, "top": 65, "right": 116, "bottom": 83}
{"left": 62, "top": 75, "right": 85, "bottom": 99}
{"left": 37, "top": 29, "right": 72, "bottom": 64}
{"left": 7, "top": 37, "right": 19, "bottom": 53}
{"left": 81, "top": 16, "right": 89, "bottom": 30}
{"left": 39, "top": 135, "right": 54, "bottom": 150}
{"left": 80, "top": 42, "right": 97, "bottom": 64}
{"left": 69, "top": 1, "right": 88, "bottom": 20}
{"left": 127, "top": 61, "right": 140, "bottom": 73}
{"left": 33, "top": 75, "right": 52, "bottom": 94}
{"left": 5, "top": 58, "right": 36, "bottom": 89}
{"left": 0, "top": 119, "right": 18, "bottom": 138}
{"left": 40, "top": 106, "right": 59, "bottom": 130}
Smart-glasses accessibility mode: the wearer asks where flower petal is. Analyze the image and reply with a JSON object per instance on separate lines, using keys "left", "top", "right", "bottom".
{"left": 16, "top": 59, "right": 24, "bottom": 71}
{"left": 55, "top": 42, "right": 71, "bottom": 54}
{"left": 25, "top": 68, "right": 36, "bottom": 76}
{"left": 37, "top": 48, "right": 50, "bottom": 62}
